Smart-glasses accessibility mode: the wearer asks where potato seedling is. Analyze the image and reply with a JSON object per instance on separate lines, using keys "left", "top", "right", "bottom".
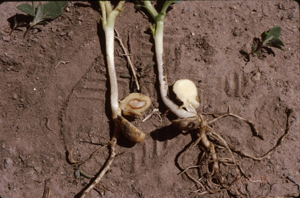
{"left": 12, "top": 1, "right": 68, "bottom": 37}
{"left": 138, "top": 1, "right": 293, "bottom": 196}
{"left": 136, "top": 0, "right": 197, "bottom": 119}
{"left": 77, "top": 1, "right": 151, "bottom": 197}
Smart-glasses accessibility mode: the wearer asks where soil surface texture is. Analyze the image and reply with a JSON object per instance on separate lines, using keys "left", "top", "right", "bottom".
{"left": 0, "top": 1, "right": 299, "bottom": 198}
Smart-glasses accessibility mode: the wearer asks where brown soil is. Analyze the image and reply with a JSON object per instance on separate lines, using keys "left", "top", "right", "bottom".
{"left": 0, "top": 1, "right": 299, "bottom": 198}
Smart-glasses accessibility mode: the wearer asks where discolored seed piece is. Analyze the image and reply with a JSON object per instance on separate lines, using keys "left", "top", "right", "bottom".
{"left": 172, "top": 116, "right": 200, "bottom": 131}
{"left": 115, "top": 116, "right": 146, "bottom": 143}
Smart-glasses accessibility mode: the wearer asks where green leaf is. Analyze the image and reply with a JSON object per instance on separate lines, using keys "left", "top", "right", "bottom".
{"left": 261, "top": 31, "right": 268, "bottom": 41}
{"left": 267, "top": 38, "right": 285, "bottom": 51}
{"left": 262, "top": 34, "right": 274, "bottom": 47}
{"left": 150, "top": 24, "right": 156, "bottom": 35}
{"left": 30, "top": 2, "right": 68, "bottom": 26}
{"left": 31, "top": 3, "right": 45, "bottom": 25}
{"left": 252, "top": 43, "right": 256, "bottom": 52}
{"left": 24, "top": 1, "right": 68, "bottom": 37}
{"left": 256, "top": 51, "right": 263, "bottom": 55}
{"left": 172, "top": 0, "right": 182, "bottom": 4}
{"left": 17, "top": 3, "right": 35, "bottom": 17}
{"left": 268, "top": 26, "right": 282, "bottom": 38}
{"left": 41, "top": 1, "right": 68, "bottom": 19}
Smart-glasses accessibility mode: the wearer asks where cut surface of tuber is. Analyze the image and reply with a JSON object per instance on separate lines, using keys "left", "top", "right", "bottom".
{"left": 119, "top": 93, "right": 152, "bottom": 116}
{"left": 173, "top": 79, "right": 200, "bottom": 113}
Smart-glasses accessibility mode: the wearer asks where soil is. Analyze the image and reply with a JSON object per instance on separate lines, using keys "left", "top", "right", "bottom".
{"left": 0, "top": 1, "right": 299, "bottom": 198}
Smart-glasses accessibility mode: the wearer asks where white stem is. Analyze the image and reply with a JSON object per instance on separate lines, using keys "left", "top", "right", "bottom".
{"left": 80, "top": 2, "right": 125, "bottom": 197}
{"left": 155, "top": 21, "right": 197, "bottom": 119}
{"left": 104, "top": 26, "right": 121, "bottom": 119}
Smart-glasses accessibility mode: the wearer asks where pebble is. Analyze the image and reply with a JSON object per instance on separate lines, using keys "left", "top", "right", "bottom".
{"left": 3, "top": 36, "right": 10, "bottom": 42}
{"left": 251, "top": 72, "right": 261, "bottom": 82}
{"left": 40, "top": 44, "right": 47, "bottom": 49}
{"left": 11, "top": 93, "right": 18, "bottom": 100}
{"left": 33, "top": 166, "right": 42, "bottom": 173}
{"left": 67, "top": 31, "right": 74, "bottom": 38}
{"left": 230, "top": 6, "right": 238, "bottom": 11}
{"left": 51, "top": 27, "right": 57, "bottom": 33}
{"left": 4, "top": 158, "right": 14, "bottom": 169}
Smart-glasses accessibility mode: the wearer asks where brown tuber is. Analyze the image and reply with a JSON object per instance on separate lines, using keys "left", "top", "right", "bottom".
{"left": 115, "top": 115, "right": 146, "bottom": 143}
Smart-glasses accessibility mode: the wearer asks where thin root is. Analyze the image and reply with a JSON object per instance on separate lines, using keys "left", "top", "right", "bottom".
{"left": 44, "top": 118, "right": 57, "bottom": 133}
{"left": 42, "top": 179, "right": 51, "bottom": 198}
{"left": 179, "top": 165, "right": 201, "bottom": 175}
{"left": 223, "top": 109, "right": 292, "bottom": 161}
{"left": 79, "top": 123, "right": 120, "bottom": 198}
{"left": 142, "top": 108, "right": 162, "bottom": 122}
{"left": 69, "top": 144, "right": 109, "bottom": 166}
{"left": 206, "top": 110, "right": 263, "bottom": 140}
{"left": 178, "top": 108, "right": 293, "bottom": 196}
{"left": 54, "top": 60, "right": 70, "bottom": 69}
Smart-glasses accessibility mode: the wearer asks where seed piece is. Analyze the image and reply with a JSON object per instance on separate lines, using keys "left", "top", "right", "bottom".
{"left": 120, "top": 93, "right": 152, "bottom": 116}
{"left": 173, "top": 79, "right": 200, "bottom": 113}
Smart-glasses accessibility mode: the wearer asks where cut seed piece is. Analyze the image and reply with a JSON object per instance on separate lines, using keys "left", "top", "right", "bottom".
{"left": 119, "top": 93, "right": 152, "bottom": 116}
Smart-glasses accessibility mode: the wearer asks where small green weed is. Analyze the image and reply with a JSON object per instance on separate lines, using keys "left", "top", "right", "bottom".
{"left": 251, "top": 26, "right": 285, "bottom": 55}
{"left": 12, "top": 1, "right": 68, "bottom": 37}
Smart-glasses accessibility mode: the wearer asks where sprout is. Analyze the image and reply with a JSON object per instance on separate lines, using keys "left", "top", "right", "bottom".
{"left": 120, "top": 93, "right": 152, "bottom": 116}
{"left": 137, "top": 1, "right": 197, "bottom": 119}
{"left": 80, "top": 1, "right": 149, "bottom": 197}
{"left": 13, "top": 2, "right": 68, "bottom": 37}
{"left": 173, "top": 79, "right": 200, "bottom": 113}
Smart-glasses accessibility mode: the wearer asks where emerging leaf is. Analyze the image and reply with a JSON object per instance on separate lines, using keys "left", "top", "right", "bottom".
{"left": 42, "top": 1, "right": 69, "bottom": 20}
{"left": 267, "top": 37, "right": 285, "bottom": 51}
{"left": 268, "top": 26, "right": 282, "bottom": 38}
{"left": 250, "top": 26, "right": 285, "bottom": 55}
{"left": 17, "top": 3, "right": 35, "bottom": 17}
{"left": 261, "top": 26, "right": 285, "bottom": 51}
{"left": 31, "top": 3, "right": 45, "bottom": 26}
{"left": 21, "top": 1, "right": 68, "bottom": 37}
{"left": 31, "top": 1, "right": 68, "bottom": 26}
{"left": 262, "top": 34, "right": 274, "bottom": 47}
{"left": 251, "top": 43, "right": 256, "bottom": 52}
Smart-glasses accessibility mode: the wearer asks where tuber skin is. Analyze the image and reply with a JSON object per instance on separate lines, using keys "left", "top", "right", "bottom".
{"left": 116, "top": 115, "right": 146, "bottom": 143}
{"left": 139, "top": 1, "right": 198, "bottom": 119}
